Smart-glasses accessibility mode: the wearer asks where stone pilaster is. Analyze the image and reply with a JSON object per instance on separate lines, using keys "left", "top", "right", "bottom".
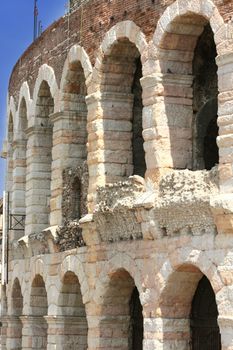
{"left": 143, "top": 317, "right": 190, "bottom": 350}
{"left": 50, "top": 111, "right": 87, "bottom": 226}
{"left": 20, "top": 316, "right": 47, "bottom": 350}
{"left": 86, "top": 300, "right": 131, "bottom": 350}
{"left": 5, "top": 315, "right": 23, "bottom": 350}
{"left": 87, "top": 91, "right": 134, "bottom": 210}
{"left": 11, "top": 139, "right": 27, "bottom": 241}
{"left": 216, "top": 52, "right": 233, "bottom": 193}
{"left": 141, "top": 72, "right": 193, "bottom": 183}
{"left": 45, "top": 315, "right": 88, "bottom": 350}
{"left": 1, "top": 316, "right": 8, "bottom": 350}
{"left": 218, "top": 316, "right": 233, "bottom": 350}
{"left": 25, "top": 126, "right": 52, "bottom": 235}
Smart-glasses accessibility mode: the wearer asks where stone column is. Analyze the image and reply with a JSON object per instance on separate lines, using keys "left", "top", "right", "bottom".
{"left": 50, "top": 111, "right": 87, "bottom": 226}
{"left": 87, "top": 91, "right": 134, "bottom": 210}
{"left": 21, "top": 316, "right": 47, "bottom": 350}
{"left": 25, "top": 126, "right": 52, "bottom": 235}
{"left": 45, "top": 315, "right": 88, "bottom": 350}
{"left": 143, "top": 317, "right": 190, "bottom": 350}
{"left": 218, "top": 316, "right": 233, "bottom": 350}
{"left": 1, "top": 315, "right": 8, "bottom": 350}
{"left": 86, "top": 299, "right": 131, "bottom": 350}
{"left": 11, "top": 139, "right": 27, "bottom": 241}
{"left": 6, "top": 315, "right": 23, "bottom": 350}
{"left": 209, "top": 53, "right": 233, "bottom": 234}
{"left": 141, "top": 72, "right": 193, "bottom": 183}
{"left": 216, "top": 53, "right": 233, "bottom": 193}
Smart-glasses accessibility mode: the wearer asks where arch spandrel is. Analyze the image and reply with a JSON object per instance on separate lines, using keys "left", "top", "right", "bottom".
{"left": 89, "top": 20, "right": 148, "bottom": 94}
{"left": 15, "top": 81, "right": 32, "bottom": 132}
{"left": 153, "top": 0, "right": 225, "bottom": 52}
{"left": 7, "top": 96, "right": 16, "bottom": 136}
{"left": 31, "top": 64, "right": 59, "bottom": 125}
{"left": 60, "top": 44, "right": 92, "bottom": 94}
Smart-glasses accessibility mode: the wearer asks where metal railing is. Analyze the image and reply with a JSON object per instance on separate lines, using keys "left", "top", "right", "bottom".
{"left": 9, "top": 214, "right": 26, "bottom": 231}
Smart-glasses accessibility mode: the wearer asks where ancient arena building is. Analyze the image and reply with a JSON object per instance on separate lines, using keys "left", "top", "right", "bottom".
{"left": 2, "top": 0, "right": 233, "bottom": 348}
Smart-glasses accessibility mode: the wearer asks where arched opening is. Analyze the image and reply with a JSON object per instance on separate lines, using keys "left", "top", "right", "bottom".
{"left": 53, "top": 60, "right": 88, "bottom": 225}
{"left": 57, "top": 271, "right": 88, "bottom": 349}
{"left": 61, "top": 60, "right": 87, "bottom": 163}
{"left": 193, "top": 24, "right": 218, "bottom": 169}
{"left": 71, "top": 177, "right": 82, "bottom": 220}
{"left": 30, "top": 275, "right": 48, "bottom": 349}
{"left": 12, "top": 98, "right": 28, "bottom": 240}
{"left": 18, "top": 98, "right": 28, "bottom": 134}
{"left": 191, "top": 276, "right": 221, "bottom": 349}
{"left": 157, "top": 14, "right": 218, "bottom": 171}
{"left": 8, "top": 278, "right": 23, "bottom": 349}
{"left": 12, "top": 278, "right": 23, "bottom": 316}
{"left": 158, "top": 265, "right": 221, "bottom": 349}
{"left": 27, "top": 81, "right": 54, "bottom": 232}
{"left": 7, "top": 112, "right": 14, "bottom": 201}
{"left": 35, "top": 80, "right": 54, "bottom": 228}
{"left": 98, "top": 269, "right": 143, "bottom": 350}
{"left": 8, "top": 112, "right": 14, "bottom": 143}
{"left": 100, "top": 38, "right": 145, "bottom": 183}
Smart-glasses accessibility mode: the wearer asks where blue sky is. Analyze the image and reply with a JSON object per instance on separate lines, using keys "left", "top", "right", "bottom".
{"left": 0, "top": 0, "right": 66, "bottom": 195}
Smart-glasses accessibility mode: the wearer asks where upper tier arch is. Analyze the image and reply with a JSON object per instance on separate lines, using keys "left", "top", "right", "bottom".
{"left": 153, "top": 0, "right": 225, "bottom": 51}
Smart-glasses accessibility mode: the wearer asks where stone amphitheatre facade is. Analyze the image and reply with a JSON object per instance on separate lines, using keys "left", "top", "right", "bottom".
{"left": 2, "top": 0, "right": 233, "bottom": 348}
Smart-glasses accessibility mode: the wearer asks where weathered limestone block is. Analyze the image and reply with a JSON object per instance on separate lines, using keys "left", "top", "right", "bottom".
{"left": 211, "top": 194, "right": 233, "bottom": 234}
{"left": 6, "top": 315, "right": 22, "bottom": 350}
{"left": 46, "top": 316, "right": 87, "bottom": 350}
{"left": 21, "top": 316, "right": 47, "bottom": 350}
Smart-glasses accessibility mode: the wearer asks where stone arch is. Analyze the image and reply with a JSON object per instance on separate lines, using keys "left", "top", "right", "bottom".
{"left": 87, "top": 22, "right": 148, "bottom": 207}
{"left": 7, "top": 96, "right": 16, "bottom": 136}
{"left": 6, "top": 97, "right": 16, "bottom": 207}
{"left": 60, "top": 44, "right": 92, "bottom": 94}
{"left": 94, "top": 252, "right": 142, "bottom": 301}
{"left": 25, "top": 73, "right": 55, "bottom": 235}
{"left": 16, "top": 81, "right": 32, "bottom": 131}
{"left": 91, "top": 254, "right": 143, "bottom": 350}
{"left": 28, "top": 274, "right": 48, "bottom": 350}
{"left": 33, "top": 64, "right": 58, "bottom": 102}
{"left": 9, "top": 278, "right": 23, "bottom": 316}
{"left": 51, "top": 271, "right": 88, "bottom": 349}
{"left": 91, "top": 20, "right": 147, "bottom": 90}
{"left": 32, "top": 64, "right": 58, "bottom": 122}
{"left": 157, "top": 262, "right": 221, "bottom": 350}
{"left": 59, "top": 255, "right": 89, "bottom": 304}
{"left": 6, "top": 278, "right": 23, "bottom": 350}
{"left": 30, "top": 258, "right": 47, "bottom": 286}
{"left": 153, "top": 0, "right": 224, "bottom": 49}
{"left": 50, "top": 46, "right": 91, "bottom": 226}
{"left": 144, "top": 0, "right": 225, "bottom": 176}
{"left": 12, "top": 92, "right": 29, "bottom": 240}
{"left": 10, "top": 262, "right": 28, "bottom": 315}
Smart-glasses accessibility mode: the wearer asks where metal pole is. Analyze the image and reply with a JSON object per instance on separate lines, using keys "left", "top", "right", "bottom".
{"left": 33, "top": 0, "right": 38, "bottom": 41}
{"left": 1, "top": 192, "right": 6, "bottom": 285}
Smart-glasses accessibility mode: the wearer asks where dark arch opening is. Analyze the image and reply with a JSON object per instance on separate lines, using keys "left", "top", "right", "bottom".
{"left": 129, "top": 287, "right": 143, "bottom": 350}
{"left": 99, "top": 269, "right": 143, "bottom": 349}
{"left": 132, "top": 58, "right": 146, "bottom": 177}
{"left": 101, "top": 38, "right": 146, "bottom": 182}
{"left": 10, "top": 278, "right": 23, "bottom": 350}
{"left": 30, "top": 275, "right": 48, "bottom": 350}
{"left": 72, "top": 177, "right": 82, "bottom": 220}
{"left": 203, "top": 114, "right": 219, "bottom": 170}
{"left": 193, "top": 23, "right": 219, "bottom": 170}
{"left": 12, "top": 97, "right": 28, "bottom": 241}
{"left": 58, "top": 271, "right": 88, "bottom": 349}
{"left": 191, "top": 275, "right": 221, "bottom": 350}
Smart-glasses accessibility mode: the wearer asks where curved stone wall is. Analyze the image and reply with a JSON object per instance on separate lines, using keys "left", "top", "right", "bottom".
{"left": 3, "top": 0, "right": 233, "bottom": 349}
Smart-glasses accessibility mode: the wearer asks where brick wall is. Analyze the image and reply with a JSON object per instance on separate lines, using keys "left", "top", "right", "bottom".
{"left": 8, "top": 0, "right": 233, "bottom": 107}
